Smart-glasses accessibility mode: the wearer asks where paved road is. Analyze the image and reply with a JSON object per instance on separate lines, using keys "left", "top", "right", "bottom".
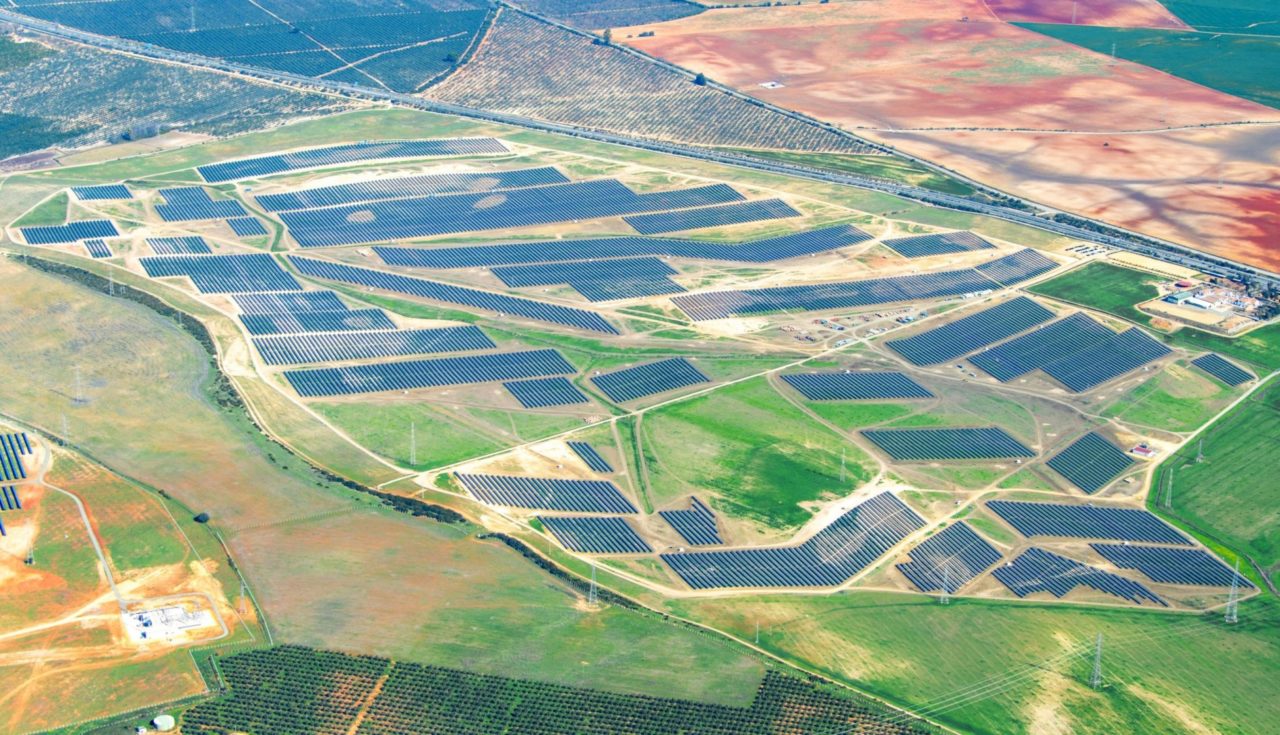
{"left": 3, "top": 7, "right": 1277, "bottom": 289}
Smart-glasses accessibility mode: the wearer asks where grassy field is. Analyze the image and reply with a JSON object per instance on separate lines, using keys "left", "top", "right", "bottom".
{"left": 1018, "top": 23, "right": 1280, "bottom": 109}
{"left": 1028, "top": 261, "right": 1159, "bottom": 326}
{"left": 1099, "top": 361, "right": 1238, "bottom": 432}
{"left": 1156, "top": 377, "right": 1280, "bottom": 579}
{"left": 13, "top": 191, "right": 67, "bottom": 227}
{"left": 1029, "top": 261, "right": 1280, "bottom": 370}
{"left": 641, "top": 377, "right": 875, "bottom": 529}
{"left": 808, "top": 402, "right": 918, "bottom": 430}
{"left": 1162, "top": 0, "right": 1280, "bottom": 35}
{"left": 717, "top": 148, "right": 978, "bottom": 196}
{"left": 672, "top": 591, "right": 1280, "bottom": 735}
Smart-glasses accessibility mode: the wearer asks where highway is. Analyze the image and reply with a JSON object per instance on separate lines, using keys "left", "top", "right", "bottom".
{"left": 3, "top": 7, "right": 1276, "bottom": 289}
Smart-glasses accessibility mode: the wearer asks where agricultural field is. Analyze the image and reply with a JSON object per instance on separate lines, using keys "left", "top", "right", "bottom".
{"left": 622, "top": 0, "right": 1280, "bottom": 272}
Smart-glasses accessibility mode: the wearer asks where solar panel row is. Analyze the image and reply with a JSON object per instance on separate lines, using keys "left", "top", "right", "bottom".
{"left": 0, "top": 433, "right": 31, "bottom": 483}
{"left": 881, "top": 231, "right": 994, "bottom": 258}
{"left": 968, "top": 313, "right": 1113, "bottom": 382}
{"left": 987, "top": 500, "right": 1190, "bottom": 545}
{"left": 284, "top": 349, "right": 575, "bottom": 398}
{"left": 590, "top": 358, "right": 710, "bottom": 403}
{"left": 862, "top": 428, "right": 1035, "bottom": 461}
{"left": 780, "top": 372, "right": 934, "bottom": 401}
{"left": 288, "top": 257, "right": 618, "bottom": 334}
{"left": 672, "top": 267, "right": 996, "bottom": 321}
{"left": 624, "top": 199, "right": 801, "bottom": 235}
{"left": 21, "top": 220, "right": 119, "bottom": 245}
{"left": 492, "top": 257, "right": 684, "bottom": 302}
{"left": 1091, "top": 544, "right": 1254, "bottom": 588}
{"left": 1045, "top": 432, "right": 1135, "bottom": 495}
{"left": 1191, "top": 353, "right": 1254, "bottom": 387}
{"left": 83, "top": 239, "right": 113, "bottom": 259}
{"left": 886, "top": 297, "right": 1054, "bottom": 366}
{"left": 231, "top": 291, "right": 348, "bottom": 314}
{"left": 147, "top": 236, "right": 213, "bottom": 255}
{"left": 373, "top": 224, "right": 872, "bottom": 268}
{"left": 993, "top": 547, "right": 1166, "bottom": 606}
{"left": 0, "top": 485, "right": 21, "bottom": 512}
{"left": 659, "top": 497, "right": 722, "bottom": 546}
{"left": 155, "top": 187, "right": 248, "bottom": 221}
{"left": 252, "top": 326, "right": 494, "bottom": 365}
{"left": 1040, "top": 328, "right": 1171, "bottom": 392}
{"left": 457, "top": 473, "right": 637, "bottom": 513}
{"left": 503, "top": 377, "right": 590, "bottom": 408}
{"left": 974, "top": 249, "right": 1059, "bottom": 286}
{"left": 896, "top": 522, "right": 1003, "bottom": 593}
{"left": 661, "top": 492, "right": 924, "bottom": 589}
{"left": 227, "top": 216, "right": 269, "bottom": 237}
{"left": 280, "top": 180, "right": 745, "bottom": 247}
{"left": 255, "top": 167, "right": 570, "bottom": 212}
{"left": 567, "top": 442, "right": 613, "bottom": 473}
{"left": 197, "top": 138, "right": 509, "bottom": 182}
{"left": 539, "top": 516, "right": 651, "bottom": 554}
{"left": 141, "top": 254, "right": 300, "bottom": 294}
{"left": 240, "top": 308, "right": 396, "bottom": 336}
{"left": 70, "top": 184, "right": 132, "bottom": 201}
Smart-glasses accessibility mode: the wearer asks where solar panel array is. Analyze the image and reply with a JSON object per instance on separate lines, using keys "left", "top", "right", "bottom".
{"left": 70, "top": 184, "right": 132, "bottom": 201}
{"left": 240, "top": 308, "right": 396, "bottom": 336}
{"left": 288, "top": 257, "right": 618, "bottom": 334}
{"left": 1040, "top": 328, "right": 1172, "bottom": 392}
{"left": 492, "top": 257, "right": 684, "bottom": 302}
{"left": 659, "top": 497, "right": 722, "bottom": 546}
{"left": 1045, "top": 432, "right": 1135, "bottom": 494}
{"left": 1091, "top": 544, "right": 1254, "bottom": 588}
{"left": 568, "top": 442, "right": 613, "bottom": 473}
{"left": 993, "top": 547, "right": 1166, "bottom": 606}
{"left": 624, "top": 199, "right": 800, "bottom": 235}
{"left": 881, "top": 231, "right": 994, "bottom": 258}
{"left": 280, "top": 180, "right": 744, "bottom": 247}
{"left": 457, "top": 473, "right": 637, "bottom": 513}
{"left": 0, "top": 433, "right": 32, "bottom": 483}
{"left": 252, "top": 326, "right": 494, "bottom": 366}
{"left": 780, "top": 372, "right": 934, "bottom": 401}
{"left": 197, "top": 139, "right": 509, "bottom": 183}
{"left": 886, "top": 297, "right": 1054, "bottom": 366}
{"left": 232, "top": 291, "right": 347, "bottom": 314}
{"left": 83, "top": 239, "right": 112, "bottom": 259}
{"left": 661, "top": 492, "right": 924, "bottom": 589}
{"left": 672, "top": 268, "right": 996, "bottom": 321}
{"left": 968, "top": 313, "right": 1113, "bottom": 382}
{"left": 141, "top": 254, "right": 300, "bottom": 293}
{"left": 374, "top": 225, "right": 872, "bottom": 268}
{"left": 227, "top": 216, "right": 269, "bottom": 237}
{"left": 21, "top": 219, "right": 119, "bottom": 245}
{"left": 862, "top": 428, "right": 1035, "bottom": 461}
{"left": 0, "top": 486, "right": 21, "bottom": 511}
{"left": 255, "top": 167, "right": 570, "bottom": 212}
{"left": 591, "top": 358, "right": 710, "bottom": 403}
{"left": 987, "top": 500, "right": 1190, "bottom": 544}
{"left": 284, "top": 349, "right": 575, "bottom": 398}
{"left": 503, "top": 377, "right": 590, "bottom": 408}
{"left": 974, "top": 249, "right": 1059, "bottom": 286}
{"left": 155, "top": 187, "right": 248, "bottom": 221}
{"left": 539, "top": 516, "right": 651, "bottom": 554}
{"left": 896, "top": 522, "right": 1003, "bottom": 593}
{"left": 148, "top": 237, "right": 213, "bottom": 255}
{"left": 1191, "top": 353, "right": 1254, "bottom": 387}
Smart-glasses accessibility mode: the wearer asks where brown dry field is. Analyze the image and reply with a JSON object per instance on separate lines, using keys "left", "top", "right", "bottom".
{"left": 625, "top": 0, "right": 1280, "bottom": 271}
{"left": 984, "top": 0, "right": 1187, "bottom": 27}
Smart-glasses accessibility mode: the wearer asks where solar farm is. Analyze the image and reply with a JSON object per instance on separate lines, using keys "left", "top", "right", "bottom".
{"left": 5, "top": 95, "right": 1272, "bottom": 735}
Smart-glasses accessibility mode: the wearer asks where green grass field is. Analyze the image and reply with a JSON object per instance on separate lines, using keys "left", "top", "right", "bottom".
{"left": 13, "top": 191, "right": 67, "bottom": 227}
{"left": 1099, "top": 362, "right": 1237, "bottom": 432}
{"left": 673, "top": 591, "right": 1280, "bottom": 735}
{"left": 641, "top": 377, "right": 875, "bottom": 529}
{"left": 1018, "top": 23, "right": 1280, "bottom": 109}
{"left": 1156, "top": 377, "right": 1280, "bottom": 579}
{"left": 1160, "top": 0, "right": 1280, "bottom": 36}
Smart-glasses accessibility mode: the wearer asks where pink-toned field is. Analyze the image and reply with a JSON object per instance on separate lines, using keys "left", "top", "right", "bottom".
{"left": 624, "top": 0, "right": 1280, "bottom": 271}
{"left": 984, "top": 0, "right": 1187, "bottom": 27}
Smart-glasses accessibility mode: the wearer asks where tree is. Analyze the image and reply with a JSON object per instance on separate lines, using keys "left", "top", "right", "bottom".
{"left": 694, "top": 72, "right": 707, "bottom": 86}
{"left": 602, "top": 28, "right": 613, "bottom": 46}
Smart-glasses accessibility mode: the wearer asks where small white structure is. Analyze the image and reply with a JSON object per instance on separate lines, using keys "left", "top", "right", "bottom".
{"left": 152, "top": 714, "right": 176, "bottom": 731}
{"left": 124, "top": 605, "right": 214, "bottom": 643}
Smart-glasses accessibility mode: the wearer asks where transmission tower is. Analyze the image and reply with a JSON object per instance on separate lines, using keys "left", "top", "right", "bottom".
{"left": 409, "top": 422, "right": 417, "bottom": 466}
{"left": 1089, "top": 633, "right": 1104, "bottom": 689}
{"left": 588, "top": 563, "right": 598, "bottom": 607}
{"left": 1225, "top": 560, "right": 1241, "bottom": 624}
{"left": 940, "top": 564, "right": 950, "bottom": 605}
{"left": 1161, "top": 466, "right": 1174, "bottom": 510}
{"left": 755, "top": 620, "right": 760, "bottom": 645}
{"left": 73, "top": 366, "right": 87, "bottom": 406}
{"left": 1196, "top": 438, "right": 1205, "bottom": 463}
{"left": 239, "top": 580, "right": 247, "bottom": 616}
{"left": 839, "top": 449, "right": 847, "bottom": 483}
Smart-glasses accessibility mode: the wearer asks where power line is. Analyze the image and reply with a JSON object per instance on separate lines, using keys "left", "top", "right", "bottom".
{"left": 1225, "top": 560, "right": 1241, "bottom": 624}
{"left": 1089, "top": 633, "right": 1104, "bottom": 690}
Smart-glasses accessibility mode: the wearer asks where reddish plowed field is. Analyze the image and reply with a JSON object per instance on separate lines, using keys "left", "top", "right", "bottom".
{"left": 625, "top": 0, "right": 1280, "bottom": 270}
{"left": 985, "top": 0, "right": 1188, "bottom": 28}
